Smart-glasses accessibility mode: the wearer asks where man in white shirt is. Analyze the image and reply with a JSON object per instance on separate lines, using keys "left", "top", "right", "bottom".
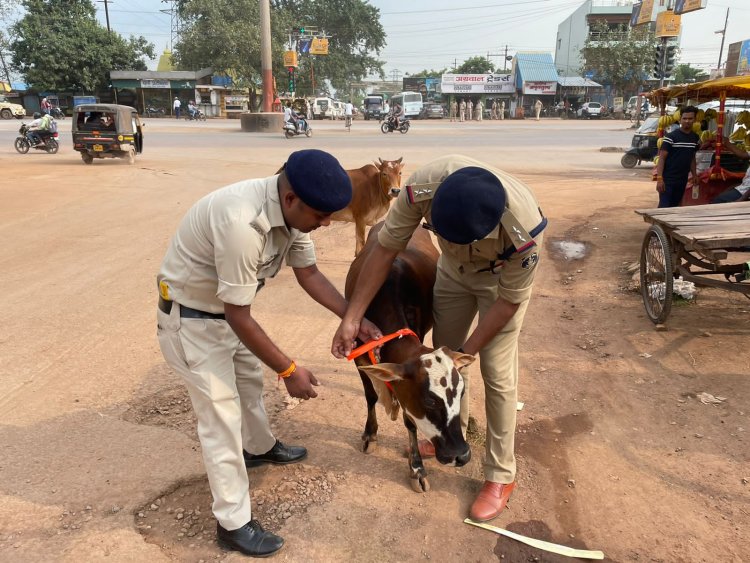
{"left": 173, "top": 96, "right": 181, "bottom": 119}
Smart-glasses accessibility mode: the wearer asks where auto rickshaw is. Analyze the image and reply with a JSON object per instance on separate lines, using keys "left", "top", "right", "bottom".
{"left": 72, "top": 103, "right": 143, "bottom": 165}
{"left": 621, "top": 116, "right": 663, "bottom": 168}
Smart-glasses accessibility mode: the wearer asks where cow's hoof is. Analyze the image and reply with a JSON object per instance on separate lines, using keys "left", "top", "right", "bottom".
{"left": 361, "top": 439, "right": 378, "bottom": 454}
{"left": 410, "top": 475, "right": 430, "bottom": 493}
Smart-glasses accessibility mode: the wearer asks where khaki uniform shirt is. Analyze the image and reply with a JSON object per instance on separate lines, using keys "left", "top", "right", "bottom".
{"left": 158, "top": 176, "right": 316, "bottom": 314}
{"left": 378, "top": 155, "right": 543, "bottom": 304}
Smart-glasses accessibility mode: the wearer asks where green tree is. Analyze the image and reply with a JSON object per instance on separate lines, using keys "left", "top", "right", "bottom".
{"left": 580, "top": 21, "right": 657, "bottom": 96}
{"left": 10, "top": 0, "right": 154, "bottom": 92}
{"left": 408, "top": 69, "right": 447, "bottom": 78}
{"left": 173, "top": 0, "right": 386, "bottom": 100}
{"left": 673, "top": 63, "right": 708, "bottom": 84}
{"left": 455, "top": 56, "right": 493, "bottom": 74}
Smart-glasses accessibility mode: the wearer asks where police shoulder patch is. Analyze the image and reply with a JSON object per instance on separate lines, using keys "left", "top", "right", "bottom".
{"left": 521, "top": 252, "right": 539, "bottom": 270}
{"left": 406, "top": 182, "right": 440, "bottom": 204}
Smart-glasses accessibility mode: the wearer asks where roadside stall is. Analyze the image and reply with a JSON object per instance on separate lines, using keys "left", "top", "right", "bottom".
{"left": 647, "top": 76, "right": 750, "bottom": 206}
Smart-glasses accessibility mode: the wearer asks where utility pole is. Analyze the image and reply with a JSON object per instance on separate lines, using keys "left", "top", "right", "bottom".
{"left": 391, "top": 68, "right": 401, "bottom": 85}
{"left": 503, "top": 44, "right": 510, "bottom": 71}
{"left": 159, "top": 1, "right": 182, "bottom": 51}
{"left": 259, "top": 0, "right": 273, "bottom": 112}
{"left": 715, "top": 7, "right": 729, "bottom": 73}
{"left": 97, "top": 0, "right": 112, "bottom": 32}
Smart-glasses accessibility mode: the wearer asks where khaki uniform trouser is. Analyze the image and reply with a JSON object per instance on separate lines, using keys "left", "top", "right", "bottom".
{"left": 157, "top": 303, "right": 276, "bottom": 530}
{"left": 432, "top": 255, "right": 530, "bottom": 485}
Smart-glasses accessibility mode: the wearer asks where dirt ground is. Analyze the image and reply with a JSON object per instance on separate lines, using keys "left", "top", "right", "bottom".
{"left": 0, "top": 119, "right": 748, "bottom": 563}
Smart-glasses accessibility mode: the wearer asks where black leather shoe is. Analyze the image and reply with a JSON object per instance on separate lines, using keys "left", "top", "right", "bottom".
{"left": 217, "top": 520, "right": 284, "bottom": 557}
{"left": 243, "top": 440, "right": 307, "bottom": 468}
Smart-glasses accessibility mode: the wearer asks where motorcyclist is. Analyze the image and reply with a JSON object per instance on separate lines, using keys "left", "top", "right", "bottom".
{"left": 187, "top": 100, "right": 197, "bottom": 119}
{"left": 284, "top": 102, "right": 300, "bottom": 132}
{"left": 391, "top": 102, "right": 404, "bottom": 130}
{"left": 27, "top": 112, "right": 53, "bottom": 145}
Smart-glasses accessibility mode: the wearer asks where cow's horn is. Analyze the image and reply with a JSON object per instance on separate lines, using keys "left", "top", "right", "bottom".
{"left": 396, "top": 157, "right": 403, "bottom": 164}
{"left": 378, "top": 157, "right": 384, "bottom": 165}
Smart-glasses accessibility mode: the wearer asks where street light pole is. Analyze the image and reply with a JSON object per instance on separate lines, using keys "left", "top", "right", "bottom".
{"left": 259, "top": 0, "right": 273, "bottom": 112}
{"left": 715, "top": 8, "right": 729, "bottom": 73}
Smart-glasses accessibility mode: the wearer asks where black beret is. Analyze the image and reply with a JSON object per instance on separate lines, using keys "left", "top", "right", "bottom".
{"left": 285, "top": 149, "right": 352, "bottom": 213}
{"left": 431, "top": 167, "right": 506, "bottom": 245}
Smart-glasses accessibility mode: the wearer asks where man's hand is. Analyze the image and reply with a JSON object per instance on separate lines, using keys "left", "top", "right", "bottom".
{"left": 656, "top": 177, "right": 665, "bottom": 193}
{"left": 357, "top": 318, "right": 382, "bottom": 345}
{"left": 332, "top": 318, "right": 360, "bottom": 359}
{"left": 283, "top": 366, "right": 319, "bottom": 400}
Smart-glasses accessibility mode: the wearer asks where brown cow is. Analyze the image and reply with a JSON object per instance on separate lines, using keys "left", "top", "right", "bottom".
{"left": 346, "top": 222, "right": 474, "bottom": 493}
{"left": 333, "top": 157, "right": 404, "bottom": 256}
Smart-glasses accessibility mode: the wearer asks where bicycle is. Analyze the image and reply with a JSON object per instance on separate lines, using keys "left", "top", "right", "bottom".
{"left": 344, "top": 114, "right": 352, "bottom": 132}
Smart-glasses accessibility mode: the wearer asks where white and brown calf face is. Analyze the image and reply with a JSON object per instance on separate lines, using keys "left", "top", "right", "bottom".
{"left": 359, "top": 347, "right": 475, "bottom": 465}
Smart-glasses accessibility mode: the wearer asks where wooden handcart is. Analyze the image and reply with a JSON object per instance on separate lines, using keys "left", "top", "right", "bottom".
{"left": 635, "top": 202, "right": 750, "bottom": 324}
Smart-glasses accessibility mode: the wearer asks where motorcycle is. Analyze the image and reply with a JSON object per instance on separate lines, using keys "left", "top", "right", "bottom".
{"left": 283, "top": 114, "right": 312, "bottom": 139}
{"left": 143, "top": 106, "right": 166, "bottom": 118}
{"left": 50, "top": 107, "right": 65, "bottom": 119}
{"left": 184, "top": 108, "right": 207, "bottom": 121}
{"left": 14, "top": 123, "right": 59, "bottom": 154}
{"left": 380, "top": 115, "right": 410, "bottom": 134}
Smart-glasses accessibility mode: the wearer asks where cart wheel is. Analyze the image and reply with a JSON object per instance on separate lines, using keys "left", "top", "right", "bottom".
{"left": 640, "top": 225, "right": 674, "bottom": 324}
{"left": 621, "top": 153, "right": 638, "bottom": 169}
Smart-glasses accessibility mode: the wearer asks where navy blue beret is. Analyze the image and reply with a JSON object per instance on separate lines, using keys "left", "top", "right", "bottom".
{"left": 285, "top": 149, "right": 352, "bottom": 213}
{"left": 431, "top": 167, "right": 506, "bottom": 245}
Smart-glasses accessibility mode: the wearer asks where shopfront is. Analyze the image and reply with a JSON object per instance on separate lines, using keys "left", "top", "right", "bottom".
{"left": 440, "top": 73, "right": 515, "bottom": 117}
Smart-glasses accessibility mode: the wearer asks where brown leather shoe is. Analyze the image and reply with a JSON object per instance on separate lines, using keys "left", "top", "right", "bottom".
{"left": 469, "top": 481, "right": 515, "bottom": 522}
{"left": 404, "top": 439, "right": 435, "bottom": 458}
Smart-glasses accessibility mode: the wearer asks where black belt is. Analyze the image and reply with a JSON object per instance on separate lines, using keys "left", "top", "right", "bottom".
{"left": 158, "top": 296, "right": 226, "bottom": 320}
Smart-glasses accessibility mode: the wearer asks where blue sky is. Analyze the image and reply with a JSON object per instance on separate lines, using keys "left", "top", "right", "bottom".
{"left": 65, "top": 0, "right": 750, "bottom": 76}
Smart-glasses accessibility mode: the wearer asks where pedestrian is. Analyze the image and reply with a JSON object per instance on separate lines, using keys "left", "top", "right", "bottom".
{"left": 467, "top": 100, "right": 473, "bottom": 121}
{"left": 534, "top": 99, "right": 543, "bottom": 121}
{"left": 491, "top": 100, "right": 498, "bottom": 120}
{"left": 449, "top": 99, "right": 458, "bottom": 122}
{"left": 475, "top": 99, "right": 483, "bottom": 121}
{"left": 331, "top": 154, "right": 547, "bottom": 523}
{"left": 459, "top": 99, "right": 466, "bottom": 122}
{"left": 500, "top": 100, "right": 505, "bottom": 120}
{"left": 173, "top": 96, "right": 181, "bottom": 119}
{"left": 157, "top": 149, "right": 382, "bottom": 557}
{"left": 40, "top": 96, "right": 51, "bottom": 115}
{"left": 654, "top": 106, "right": 701, "bottom": 208}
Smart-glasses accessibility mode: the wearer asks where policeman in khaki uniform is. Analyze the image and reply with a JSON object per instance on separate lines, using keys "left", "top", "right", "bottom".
{"left": 157, "top": 149, "right": 381, "bottom": 557}
{"left": 332, "top": 154, "right": 546, "bottom": 522}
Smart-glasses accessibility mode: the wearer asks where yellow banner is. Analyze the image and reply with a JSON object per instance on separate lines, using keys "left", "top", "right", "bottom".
{"left": 637, "top": 0, "right": 655, "bottom": 26}
{"left": 655, "top": 11, "right": 681, "bottom": 38}
{"left": 310, "top": 37, "right": 329, "bottom": 55}
{"left": 283, "top": 51, "right": 298, "bottom": 68}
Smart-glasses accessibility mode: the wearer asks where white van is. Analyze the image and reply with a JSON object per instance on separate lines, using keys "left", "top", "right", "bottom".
{"left": 332, "top": 100, "right": 344, "bottom": 120}
{"left": 312, "top": 97, "right": 336, "bottom": 120}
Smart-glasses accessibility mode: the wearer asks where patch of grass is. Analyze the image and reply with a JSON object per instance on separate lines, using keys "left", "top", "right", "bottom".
{"left": 466, "top": 416, "right": 485, "bottom": 448}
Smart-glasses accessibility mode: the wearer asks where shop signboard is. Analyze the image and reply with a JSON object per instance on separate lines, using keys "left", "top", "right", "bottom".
{"left": 141, "top": 79, "right": 170, "bottom": 89}
{"left": 739, "top": 39, "right": 750, "bottom": 76}
{"left": 403, "top": 77, "right": 441, "bottom": 101}
{"left": 674, "top": 0, "right": 707, "bottom": 15}
{"left": 523, "top": 81, "right": 557, "bottom": 96}
{"left": 440, "top": 74, "right": 514, "bottom": 94}
{"left": 655, "top": 11, "right": 681, "bottom": 38}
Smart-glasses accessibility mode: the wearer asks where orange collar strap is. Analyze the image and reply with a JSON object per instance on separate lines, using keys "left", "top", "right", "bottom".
{"left": 346, "top": 328, "right": 419, "bottom": 364}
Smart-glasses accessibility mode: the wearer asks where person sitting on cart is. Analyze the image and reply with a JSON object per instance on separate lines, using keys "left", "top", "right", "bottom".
{"left": 654, "top": 106, "right": 701, "bottom": 208}
{"left": 708, "top": 138, "right": 750, "bottom": 204}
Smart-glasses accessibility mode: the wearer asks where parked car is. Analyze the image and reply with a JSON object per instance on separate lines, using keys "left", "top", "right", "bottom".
{"left": 577, "top": 102, "right": 602, "bottom": 119}
{"left": 0, "top": 94, "right": 26, "bottom": 119}
{"left": 418, "top": 102, "right": 444, "bottom": 119}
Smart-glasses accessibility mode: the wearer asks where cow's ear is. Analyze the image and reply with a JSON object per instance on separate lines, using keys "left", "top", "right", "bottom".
{"left": 359, "top": 363, "right": 405, "bottom": 382}
{"left": 442, "top": 347, "right": 476, "bottom": 370}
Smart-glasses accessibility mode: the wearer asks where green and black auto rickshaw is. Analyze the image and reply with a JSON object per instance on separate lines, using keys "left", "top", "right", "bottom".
{"left": 72, "top": 103, "right": 143, "bottom": 164}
